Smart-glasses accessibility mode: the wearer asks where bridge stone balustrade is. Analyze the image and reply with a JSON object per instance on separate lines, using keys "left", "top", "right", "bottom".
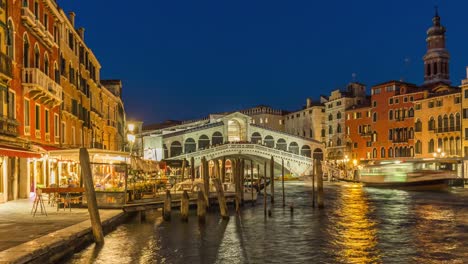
{"left": 166, "top": 143, "right": 316, "bottom": 176}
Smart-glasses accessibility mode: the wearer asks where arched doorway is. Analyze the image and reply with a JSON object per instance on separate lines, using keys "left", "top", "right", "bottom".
{"left": 212, "top": 132, "right": 223, "bottom": 146}
{"left": 184, "top": 138, "right": 196, "bottom": 153}
{"left": 301, "top": 145, "right": 312, "bottom": 157}
{"left": 251, "top": 132, "right": 262, "bottom": 144}
{"left": 198, "top": 135, "right": 210, "bottom": 150}
{"left": 276, "top": 138, "right": 287, "bottom": 151}
{"left": 170, "top": 141, "right": 182, "bottom": 157}
{"left": 264, "top": 135, "right": 274, "bottom": 148}
{"left": 289, "top": 142, "right": 299, "bottom": 154}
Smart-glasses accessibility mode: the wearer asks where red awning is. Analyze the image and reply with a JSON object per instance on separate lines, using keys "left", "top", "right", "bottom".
{"left": 0, "top": 147, "right": 41, "bottom": 158}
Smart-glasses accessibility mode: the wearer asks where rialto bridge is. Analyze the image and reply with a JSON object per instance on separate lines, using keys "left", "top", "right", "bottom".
{"left": 140, "top": 112, "right": 325, "bottom": 176}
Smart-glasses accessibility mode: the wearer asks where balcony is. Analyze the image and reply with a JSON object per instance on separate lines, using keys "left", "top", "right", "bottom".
{"left": 359, "top": 131, "right": 372, "bottom": 137}
{"left": 22, "top": 68, "right": 62, "bottom": 107}
{"left": 106, "top": 119, "right": 117, "bottom": 128}
{"left": 0, "top": 52, "right": 12, "bottom": 81}
{"left": 0, "top": 116, "right": 19, "bottom": 137}
{"left": 21, "top": 7, "right": 56, "bottom": 48}
{"left": 21, "top": 7, "right": 36, "bottom": 27}
{"left": 435, "top": 126, "right": 461, "bottom": 133}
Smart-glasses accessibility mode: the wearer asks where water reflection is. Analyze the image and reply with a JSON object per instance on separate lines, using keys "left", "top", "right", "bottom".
{"left": 331, "top": 184, "right": 380, "bottom": 263}
{"left": 66, "top": 183, "right": 468, "bottom": 264}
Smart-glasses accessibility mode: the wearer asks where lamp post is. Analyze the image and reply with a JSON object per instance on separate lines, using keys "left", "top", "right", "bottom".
{"left": 433, "top": 148, "right": 446, "bottom": 158}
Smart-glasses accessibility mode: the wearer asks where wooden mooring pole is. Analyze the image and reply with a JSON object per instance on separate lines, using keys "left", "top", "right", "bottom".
{"left": 181, "top": 159, "right": 186, "bottom": 182}
{"left": 221, "top": 157, "right": 226, "bottom": 185}
{"left": 312, "top": 159, "right": 316, "bottom": 208}
{"left": 79, "top": 148, "right": 104, "bottom": 244}
{"left": 316, "top": 159, "right": 324, "bottom": 208}
{"left": 201, "top": 157, "right": 209, "bottom": 207}
{"left": 281, "top": 158, "right": 285, "bottom": 207}
{"left": 213, "top": 178, "right": 229, "bottom": 219}
{"left": 163, "top": 189, "right": 172, "bottom": 221}
{"left": 190, "top": 157, "right": 195, "bottom": 181}
{"left": 263, "top": 161, "right": 267, "bottom": 217}
{"left": 234, "top": 159, "right": 241, "bottom": 213}
{"left": 250, "top": 160, "right": 254, "bottom": 205}
{"left": 181, "top": 190, "right": 189, "bottom": 222}
{"left": 270, "top": 156, "right": 274, "bottom": 204}
{"left": 240, "top": 159, "right": 245, "bottom": 205}
{"left": 197, "top": 190, "right": 206, "bottom": 223}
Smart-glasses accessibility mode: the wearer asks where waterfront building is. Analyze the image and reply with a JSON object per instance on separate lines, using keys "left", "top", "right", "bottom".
{"left": 462, "top": 69, "right": 468, "bottom": 157}
{"left": 240, "top": 105, "right": 286, "bottom": 131}
{"left": 324, "top": 82, "right": 366, "bottom": 160}
{"left": 345, "top": 102, "right": 371, "bottom": 160}
{"left": 284, "top": 98, "right": 325, "bottom": 142}
{"left": 413, "top": 85, "right": 461, "bottom": 158}
{"left": 0, "top": 1, "right": 126, "bottom": 203}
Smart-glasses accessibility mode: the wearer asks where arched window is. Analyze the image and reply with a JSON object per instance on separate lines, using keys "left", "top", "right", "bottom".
{"left": 456, "top": 137, "right": 461, "bottom": 156}
{"left": 415, "top": 119, "right": 422, "bottom": 132}
{"left": 212, "top": 131, "right": 223, "bottom": 145}
{"left": 449, "top": 114, "right": 455, "bottom": 131}
{"left": 372, "top": 112, "right": 377, "bottom": 122}
{"left": 388, "top": 148, "right": 393, "bottom": 157}
{"left": 7, "top": 20, "right": 14, "bottom": 59}
{"left": 22, "top": 0, "right": 28, "bottom": 7}
{"left": 373, "top": 148, "right": 377, "bottom": 158}
{"left": 336, "top": 112, "right": 341, "bottom": 119}
{"left": 44, "top": 53, "right": 49, "bottom": 76}
{"left": 301, "top": 145, "right": 311, "bottom": 157}
{"left": 372, "top": 132, "right": 377, "bottom": 142}
{"left": 34, "top": 0, "right": 39, "bottom": 18}
{"left": 456, "top": 113, "right": 461, "bottom": 130}
{"left": 288, "top": 142, "right": 299, "bottom": 154}
{"left": 54, "top": 62, "right": 59, "bottom": 83}
{"left": 184, "top": 138, "right": 196, "bottom": 153}
{"left": 328, "top": 114, "right": 333, "bottom": 121}
{"left": 170, "top": 141, "right": 182, "bottom": 157}
{"left": 337, "top": 124, "right": 342, "bottom": 133}
{"left": 264, "top": 135, "right": 274, "bottom": 148}
{"left": 381, "top": 147, "right": 385, "bottom": 158}
{"left": 428, "top": 117, "right": 435, "bottom": 131}
{"left": 415, "top": 140, "right": 422, "bottom": 154}
{"left": 336, "top": 138, "right": 342, "bottom": 146}
{"left": 443, "top": 115, "right": 449, "bottom": 132}
{"left": 34, "top": 45, "right": 40, "bottom": 68}
{"left": 408, "top": 108, "right": 414, "bottom": 117}
{"left": 23, "top": 34, "right": 30, "bottom": 67}
{"left": 198, "top": 135, "right": 210, "bottom": 150}
{"left": 328, "top": 125, "right": 333, "bottom": 134}
{"left": 251, "top": 132, "right": 262, "bottom": 144}
{"left": 276, "top": 138, "right": 287, "bottom": 151}
{"left": 438, "top": 116, "right": 443, "bottom": 131}
{"left": 389, "top": 110, "right": 393, "bottom": 120}
{"left": 408, "top": 128, "right": 414, "bottom": 139}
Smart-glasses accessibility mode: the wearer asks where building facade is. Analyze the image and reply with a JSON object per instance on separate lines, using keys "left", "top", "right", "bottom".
{"left": 325, "top": 82, "right": 366, "bottom": 160}
{"left": 284, "top": 98, "right": 325, "bottom": 142}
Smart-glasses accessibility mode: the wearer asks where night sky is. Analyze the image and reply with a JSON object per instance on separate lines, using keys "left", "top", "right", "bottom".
{"left": 58, "top": 1, "right": 468, "bottom": 124}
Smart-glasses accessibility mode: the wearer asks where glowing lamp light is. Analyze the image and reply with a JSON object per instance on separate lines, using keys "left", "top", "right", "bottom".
{"left": 127, "top": 134, "right": 136, "bottom": 143}
{"left": 128, "top": 123, "right": 135, "bottom": 133}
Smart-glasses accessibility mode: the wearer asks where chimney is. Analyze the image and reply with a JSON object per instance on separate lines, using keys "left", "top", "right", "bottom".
{"left": 306, "top": 98, "right": 312, "bottom": 108}
{"left": 78, "top": 27, "right": 85, "bottom": 40}
{"left": 69, "top": 12, "right": 76, "bottom": 27}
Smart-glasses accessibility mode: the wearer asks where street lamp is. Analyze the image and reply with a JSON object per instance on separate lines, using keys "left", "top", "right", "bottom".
{"left": 127, "top": 133, "right": 136, "bottom": 154}
{"left": 433, "top": 148, "right": 446, "bottom": 158}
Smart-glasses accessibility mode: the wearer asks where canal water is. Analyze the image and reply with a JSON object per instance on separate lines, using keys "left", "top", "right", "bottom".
{"left": 65, "top": 182, "right": 468, "bottom": 263}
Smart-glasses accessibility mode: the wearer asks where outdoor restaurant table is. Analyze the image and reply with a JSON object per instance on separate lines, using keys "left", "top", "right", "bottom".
{"left": 40, "top": 187, "right": 86, "bottom": 211}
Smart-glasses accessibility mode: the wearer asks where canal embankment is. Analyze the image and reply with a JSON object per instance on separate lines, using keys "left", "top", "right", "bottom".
{"left": 0, "top": 198, "right": 128, "bottom": 264}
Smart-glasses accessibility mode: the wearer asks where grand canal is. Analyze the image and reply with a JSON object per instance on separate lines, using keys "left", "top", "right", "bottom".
{"left": 65, "top": 182, "right": 468, "bottom": 263}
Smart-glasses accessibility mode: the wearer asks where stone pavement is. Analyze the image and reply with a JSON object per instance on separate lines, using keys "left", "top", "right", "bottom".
{"left": 0, "top": 196, "right": 122, "bottom": 252}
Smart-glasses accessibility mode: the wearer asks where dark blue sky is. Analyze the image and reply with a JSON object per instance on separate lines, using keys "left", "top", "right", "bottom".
{"left": 58, "top": 1, "right": 468, "bottom": 124}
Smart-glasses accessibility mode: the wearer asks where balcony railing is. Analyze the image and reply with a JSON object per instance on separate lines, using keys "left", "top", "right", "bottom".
{"left": 0, "top": 52, "right": 12, "bottom": 80}
{"left": 21, "top": 7, "right": 36, "bottom": 27}
{"left": 436, "top": 126, "right": 461, "bottom": 133}
{"left": 22, "top": 68, "right": 62, "bottom": 107}
{"left": 0, "top": 116, "right": 19, "bottom": 137}
{"left": 21, "top": 7, "right": 56, "bottom": 48}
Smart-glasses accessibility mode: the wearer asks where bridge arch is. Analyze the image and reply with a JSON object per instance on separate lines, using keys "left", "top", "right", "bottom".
{"left": 170, "top": 141, "right": 182, "bottom": 157}
{"left": 301, "top": 145, "right": 311, "bottom": 157}
{"left": 212, "top": 131, "right": 223, "bottom": 146}
{"left": 264, "top": 135, "right": 274, "bottom": 148}
{"left": 251, "top": 132, "right": 262, "bottom": 144}
{"left": 227, "top": 118, "right": 247, "bottom": 142}
{"left": 184, "top": 138, "right": 196, "bottom": 153}
{"left": 289, "top": 142, "right": 299, "bottom": 154}
{"left": 276, "top": 138, "right": 287, "bottom": 151}
{"left": 198, "top": 135, "right": 210, "bottom": 150}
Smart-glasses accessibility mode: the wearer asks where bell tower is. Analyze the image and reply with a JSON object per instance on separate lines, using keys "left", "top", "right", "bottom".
{"left": 423, "top": 7, "right": 450, "bottom": 85}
